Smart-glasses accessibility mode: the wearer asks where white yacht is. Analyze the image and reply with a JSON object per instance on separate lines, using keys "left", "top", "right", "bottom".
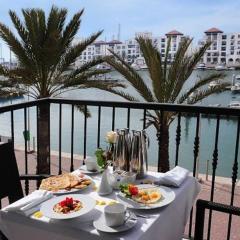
{"left": 96, "top": 63, "right": 111, "bottom": 70}
{"left": 208, "top": 80, "right": 220, "bottom": 88}
{"left": 131, "top": 63, "right": 141, "bottom": 71}
{"left": 133, "top": 57, "right": 148, "bottom": 70}
{"left": 231, "top": 83, "right": 240, "bottom": 93}
{"left": 196, "top": 63, "right": 206, "bottom": 70}
{"left": 228, "top": 101, "right": 240, "bottom": 108}
{"left": 235, "top": 74, "right": 240, "bottom": 80}
{"left": 215, "top": 64, "right": 226, "bottom": 71}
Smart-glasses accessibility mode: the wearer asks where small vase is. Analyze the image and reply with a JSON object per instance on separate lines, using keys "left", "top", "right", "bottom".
{"left": 98, "top": 168, "right": 113, "bottom": 196}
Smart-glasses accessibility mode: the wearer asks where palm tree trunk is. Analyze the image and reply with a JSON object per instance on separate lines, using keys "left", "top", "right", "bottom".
{"left": 37, "top": 102, "right": 50, "bottom": 174}
{"left": 157, "top": 123, "right": 170, "bottom": 173}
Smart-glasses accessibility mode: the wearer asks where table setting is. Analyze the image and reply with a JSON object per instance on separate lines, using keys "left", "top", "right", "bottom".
{"left": 0, "top": 129, "right": 201, "bottom": 240}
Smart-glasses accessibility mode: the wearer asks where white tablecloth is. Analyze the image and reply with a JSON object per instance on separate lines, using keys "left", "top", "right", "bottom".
{"left": 0, "top": 171, "right": 200, "bottom": 240}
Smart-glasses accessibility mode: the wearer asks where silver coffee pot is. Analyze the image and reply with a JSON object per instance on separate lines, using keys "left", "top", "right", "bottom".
{"left": 130, "top": 130, "right": 149, "bottom": 179}
{"left": 113, "top": 129, "right": 131, "bottom": 171}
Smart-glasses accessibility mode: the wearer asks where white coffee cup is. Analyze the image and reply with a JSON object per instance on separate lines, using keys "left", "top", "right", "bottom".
{"left": 104, "top": 203, "right": 126, "bottom": 227}
{"left": 85, "top": 156, "right": 98, "bottom": 171}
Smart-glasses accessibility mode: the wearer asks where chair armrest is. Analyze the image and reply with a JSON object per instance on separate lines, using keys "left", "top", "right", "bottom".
{"left": 194, "top": 199, "right": 240, "bottom": 240}
{"left": 19, "top": 174, "right": 50, "bottom": 180}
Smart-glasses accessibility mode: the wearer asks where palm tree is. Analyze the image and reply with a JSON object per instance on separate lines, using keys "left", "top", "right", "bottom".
{"left": 105, "top": 37, "right": 229, "bottom": 172}
{"left": 0, "top": 6, "right": 129, "bottom": 174}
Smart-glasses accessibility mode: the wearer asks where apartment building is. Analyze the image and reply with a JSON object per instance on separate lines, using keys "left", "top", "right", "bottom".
{"left": 198, "top": 28, "right": 240, "bottom": 66}
{"left": 74, "top": 30, "right": 189, "bottom": 67}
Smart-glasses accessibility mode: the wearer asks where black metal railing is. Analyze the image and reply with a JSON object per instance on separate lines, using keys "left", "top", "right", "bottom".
{"left": 0, "top": 97, "right": 240, "bottom": 239}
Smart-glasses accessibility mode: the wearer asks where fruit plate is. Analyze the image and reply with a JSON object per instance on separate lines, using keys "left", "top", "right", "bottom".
{"left": 40, "top": 194, "right": 96, "bottom": 219}
{"left": 116, "top": 184, "right": 175, "bottom": 209}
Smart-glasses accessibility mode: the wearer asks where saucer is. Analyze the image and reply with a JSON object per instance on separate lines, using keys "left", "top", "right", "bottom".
{"left": 79, "top": 165, "right": 101, "bottom": 174}
{"left": 93, "top": 212, "right": 137, "bottom": 233}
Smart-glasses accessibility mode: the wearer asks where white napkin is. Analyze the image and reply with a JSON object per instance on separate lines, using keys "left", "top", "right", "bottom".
{"left": 4, "top": 190, "right": 53, "bottom": 216}
{"left": 157, "top": 166, "right": 189, "bottom": 187}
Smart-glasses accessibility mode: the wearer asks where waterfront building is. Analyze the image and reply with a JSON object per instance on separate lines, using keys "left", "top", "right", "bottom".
{"left": 74, "top": 30, "right": 190, "bottom": 68}
{"left": 198, "top": 27, "right": 240, "bottom": 67}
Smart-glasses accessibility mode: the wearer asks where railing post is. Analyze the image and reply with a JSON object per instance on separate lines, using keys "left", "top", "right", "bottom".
{"left": 206, "top": 160, "right": 209, "bottom": 181}
{"left": 37, "top": 101, "right": 51, "bottom": 175}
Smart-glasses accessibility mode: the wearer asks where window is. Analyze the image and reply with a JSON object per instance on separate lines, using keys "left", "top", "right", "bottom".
{"left": 128, "top": 50, "right": 131, "bottom": 54}
{"left": 231, "top": 35, "right": 235, "bottom": 39}
{"left": 122, "top": 46, "right": 125, "bottom": 49}
{"left": 207, "top": 58, "right": 211, "bottom": 62}
{"left": 222, "top": 41, "right": 226, "bottom": 45}
{"left": 222, "top": 35, "right": 227, "bottom": 40}
{"left": 161, "top": 44, "right": 165, "bottom": 48}
{"left": 213, "top": 58, "right": 218, "bottom": 62}
{"left": 221, "top": 58, "right": 226, "bottom": 63}
{"left": 221, "top": 47, "right": 226, "bottom": 51}
{"left": 231, "top": 51, "right": 234, "bottom": 55}
{"left": 207, "top": 53, "right": 211, "bottom": 56}
{"left": 161, "top": 38, "right": 165, "bottom": 42}
{"left": 221, "top": 52, "right": 226, "bottom": 56}
{"left": 231, "top": 46, "right": 235, "bottom": 50}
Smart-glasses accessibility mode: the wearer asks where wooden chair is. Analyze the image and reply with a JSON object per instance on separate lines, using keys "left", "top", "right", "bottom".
{"left": 0, "top": 140, "right": 24, "bottom": 240}
{"left": 0, "top": 140, "right": 24, "bottom": 205}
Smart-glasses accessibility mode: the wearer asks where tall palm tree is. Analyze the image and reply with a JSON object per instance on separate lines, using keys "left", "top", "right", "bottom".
{"left": 0, "top": 6, "right": 130, "bottom": 174}
{"left": 105, "top": 37, "right": 229, "bottom": 172}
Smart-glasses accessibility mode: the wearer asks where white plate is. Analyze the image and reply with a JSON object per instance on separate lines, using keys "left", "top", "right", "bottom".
{"left": 40, "top": 194, "right": 96, "bottom": 219}
{"left": 93, "top": 212, "right": 137, "bottom": 233}
{"left": 79, "top": 165, "right": 101, "bottom": 174}
{"left": 116, "top": 184, "right": 175, "bottom": 209}
{"left": 53, "top": 174, "right": 93, "bottom": 195}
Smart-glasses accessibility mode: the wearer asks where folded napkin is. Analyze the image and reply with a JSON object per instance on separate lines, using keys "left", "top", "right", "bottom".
{"left": 4, "top": 190, "right": 53, "bottom": 216}
{"left": 156, "top": 166, "right": 189, "bottom": 187}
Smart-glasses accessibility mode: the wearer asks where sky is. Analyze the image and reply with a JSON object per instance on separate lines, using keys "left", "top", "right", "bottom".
{"left": 0, "top": 0, "right": 240, "bottom": 60}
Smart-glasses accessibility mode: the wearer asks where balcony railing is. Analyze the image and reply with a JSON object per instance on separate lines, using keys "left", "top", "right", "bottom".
{"left": 0, "top": 97, "right": 240, "bottom": 239}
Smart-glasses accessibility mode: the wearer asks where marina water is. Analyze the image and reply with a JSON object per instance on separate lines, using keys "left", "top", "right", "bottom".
{"left": 0, "top": 69, "right": 240, "bottom": 178}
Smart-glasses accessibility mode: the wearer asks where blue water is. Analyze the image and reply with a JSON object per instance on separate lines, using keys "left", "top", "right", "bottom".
{"left": 0, "top": 70, "right": 240, "bottom": 178}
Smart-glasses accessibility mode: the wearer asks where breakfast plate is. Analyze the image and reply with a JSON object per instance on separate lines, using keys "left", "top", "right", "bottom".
{"left": 40, "top": 173, "right": 93, "bottom": 195}
{"left": 116, "top": 184, "right": 175, "bottom": 209}
{"left": 40, "top": 194, "right": 96, "bottom": 219}
{"left": 93, "top": 212, "right": 137, "bottom": 233}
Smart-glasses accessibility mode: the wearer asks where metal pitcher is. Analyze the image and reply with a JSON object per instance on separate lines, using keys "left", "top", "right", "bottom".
{"left": 130, "top": 129, "right": 149, "bottom": 179}
{"left": 113, "top": 129, "right": 131, "bottom": 171}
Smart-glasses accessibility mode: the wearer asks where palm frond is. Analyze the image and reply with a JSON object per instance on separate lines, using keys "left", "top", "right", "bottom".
{"left": 55, "top": 30, "right": 103, "bottom": 76}
{"left": 105, "top": 50, "right": 156, "bottom": 102}
{"left": 186, "top": 83, "right": 229, "bottom": 104}
{"left": 169, "top": 41, "right": 212, "bottom": 102}
{"left": 75, "top": 105, "right": 91, "bottom": 118}
{"left": 177, "top": 73, "right": 225, "bottom": 103}
{"left": 136, "top": 37, "right": 163, "bottom": 102}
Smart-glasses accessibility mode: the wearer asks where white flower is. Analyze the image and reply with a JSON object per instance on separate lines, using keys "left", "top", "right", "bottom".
{"left": 106, "top": 131, "right": 117, "bottom": 144}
